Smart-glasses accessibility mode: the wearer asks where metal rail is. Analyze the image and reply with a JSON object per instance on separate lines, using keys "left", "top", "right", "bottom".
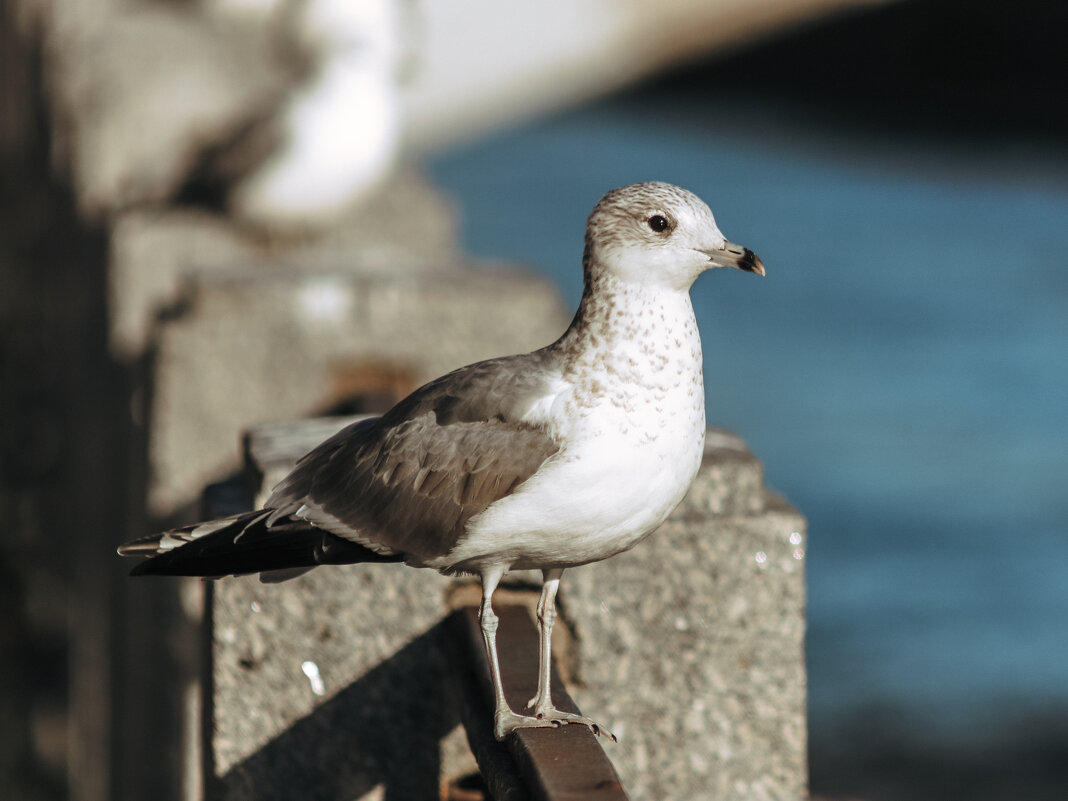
{"left": 447, "top": 605, "right": 631, "bottom": 801}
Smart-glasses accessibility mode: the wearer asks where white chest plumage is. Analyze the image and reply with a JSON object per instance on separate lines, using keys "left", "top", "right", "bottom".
{"left": 440, "top": 281, "right": 707, "bottom": 574}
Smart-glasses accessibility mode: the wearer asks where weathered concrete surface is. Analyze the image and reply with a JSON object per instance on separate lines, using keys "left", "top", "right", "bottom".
{"left": 108, "top": 171, "right": 462, "bottom": 358}
{"left": 210, "top": 563, "right": 461, "bottom": 801}
{"left": 211, "top": 425, "right": 807, "bottom": 800}
{"left": 44, "top": 2, "right": 289, "bottom": 218}
{"left": 566, "top": 490, "right": 807, "bottom": 800}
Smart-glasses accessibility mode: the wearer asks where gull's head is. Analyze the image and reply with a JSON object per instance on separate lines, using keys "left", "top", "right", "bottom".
{"left": 584, "top": 181, "right": 764, "bottom": 291}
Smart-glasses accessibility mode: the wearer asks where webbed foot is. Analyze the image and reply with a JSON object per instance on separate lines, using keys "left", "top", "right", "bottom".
{"left": 494, "top": 708, "right": 564, "bottom": 740}
{"left": 520, "top": 701, "right": 617, "bottom": 742}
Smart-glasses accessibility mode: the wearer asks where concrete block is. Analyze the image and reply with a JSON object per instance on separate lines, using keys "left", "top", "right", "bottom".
{"left": 45, "top": 5, "right": 288, "bottom": 217}
{"left": 565, "top": 492, "right": 807, "bottom": 800}
{"left": 108, "top": 172, "right": 462, "bottom": 358}
{"left": 210, "top": 423, "right": 807, "bottom": 800}
{"left": 209, "top": 562, "right": 463, "bottom": 801}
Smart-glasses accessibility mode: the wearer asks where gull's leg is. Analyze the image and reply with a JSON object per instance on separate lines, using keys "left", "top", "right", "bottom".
{"left": 526, "top": 567, "right": 563, "bottom": 713}
{"left": 479, "top": 565, "right": 556, "bottom": 740}
{"left": 525, "top": 568, "right": 616, "bottom": 741}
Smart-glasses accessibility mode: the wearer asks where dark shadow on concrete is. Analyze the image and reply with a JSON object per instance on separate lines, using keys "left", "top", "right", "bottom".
{"left": 209, "top": 619, "right": 461, "bottom": 801}
{"left": 1, "top": 11, "right": 193, "bottom": 801}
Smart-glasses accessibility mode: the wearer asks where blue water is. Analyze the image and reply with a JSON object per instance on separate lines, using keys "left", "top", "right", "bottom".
{"left": 428, "top": 96, "right": 1068, "bottom": 746}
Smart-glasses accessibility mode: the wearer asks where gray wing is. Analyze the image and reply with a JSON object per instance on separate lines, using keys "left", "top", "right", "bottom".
{"left": 265, "top": 353, "right": 561, "bottom": 562}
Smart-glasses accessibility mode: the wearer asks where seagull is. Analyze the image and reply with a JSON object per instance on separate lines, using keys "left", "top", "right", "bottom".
{"left": 118, "top": 181, "right": 764, "bottom": 740}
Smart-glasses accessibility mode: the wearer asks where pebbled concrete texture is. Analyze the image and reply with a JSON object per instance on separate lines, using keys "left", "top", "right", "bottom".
{"left": 209, "top": 562, "right": 463, "bottom": 801}
{"left": 565, "top": 489, "right": 807, "bottom": 800}
{"left": 211, "top": 426, "right": 806, "bottom": 800}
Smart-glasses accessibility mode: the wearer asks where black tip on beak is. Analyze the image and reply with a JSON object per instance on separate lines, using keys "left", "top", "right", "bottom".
{"left": 702, "top": 242, "right": 766, "bottom": 276}
{"left": 739, "top": 249, "right": 766, "bottom": 276}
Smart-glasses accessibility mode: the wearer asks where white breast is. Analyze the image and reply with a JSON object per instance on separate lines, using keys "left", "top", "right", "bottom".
{"left": 437, "top": 286, "right": 707, "bottom": 574}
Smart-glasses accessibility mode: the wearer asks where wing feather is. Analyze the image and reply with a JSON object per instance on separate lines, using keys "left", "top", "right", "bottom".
{"left": 265, "top": 352, "right": 561, "bottom": 563}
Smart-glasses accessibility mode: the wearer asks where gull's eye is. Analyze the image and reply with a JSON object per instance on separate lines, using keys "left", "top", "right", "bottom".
{"left": 647, "top": 214, "right": 672, "bottom": 233}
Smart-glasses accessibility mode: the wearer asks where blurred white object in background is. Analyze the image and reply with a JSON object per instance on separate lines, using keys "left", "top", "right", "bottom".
{"left": 225, "top": 0, "right": 404, "bottom": 229}
{"left": 51, "top": 0, "right": 877, "bottom": 227}
{"left": 401, "top": 0, "right": 887, "bottom": 152}
{"left": 214, "top": 0, "right": 879, "bottom": 228}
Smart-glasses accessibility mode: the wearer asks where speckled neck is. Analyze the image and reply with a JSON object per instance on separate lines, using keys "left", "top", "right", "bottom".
{"left": 551, "top": 253, "right": 704, "bottom": 390}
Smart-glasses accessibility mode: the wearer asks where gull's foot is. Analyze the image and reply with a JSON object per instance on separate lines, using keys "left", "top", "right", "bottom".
{"left": 524, "top": 702, "right": 617, "bottom": 742}
{"left": 495, "top": 706, "right": 617, "bottom": 741}
{"left": 494, "top": 708, "right": 564, "bottom": 740}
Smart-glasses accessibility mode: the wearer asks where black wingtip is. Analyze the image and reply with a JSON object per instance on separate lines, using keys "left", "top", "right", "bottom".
{"left": 119, "top": 514, "right": 405, "bottom": 578}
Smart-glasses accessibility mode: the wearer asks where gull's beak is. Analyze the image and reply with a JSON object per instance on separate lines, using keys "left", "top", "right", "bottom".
{"left": 701, "top": 241, "right": 766, "bottom": 276}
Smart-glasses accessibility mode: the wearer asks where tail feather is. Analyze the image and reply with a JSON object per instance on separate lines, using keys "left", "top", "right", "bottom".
{"left": 119, "top": 510, "right": 403, "bottom": 578}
